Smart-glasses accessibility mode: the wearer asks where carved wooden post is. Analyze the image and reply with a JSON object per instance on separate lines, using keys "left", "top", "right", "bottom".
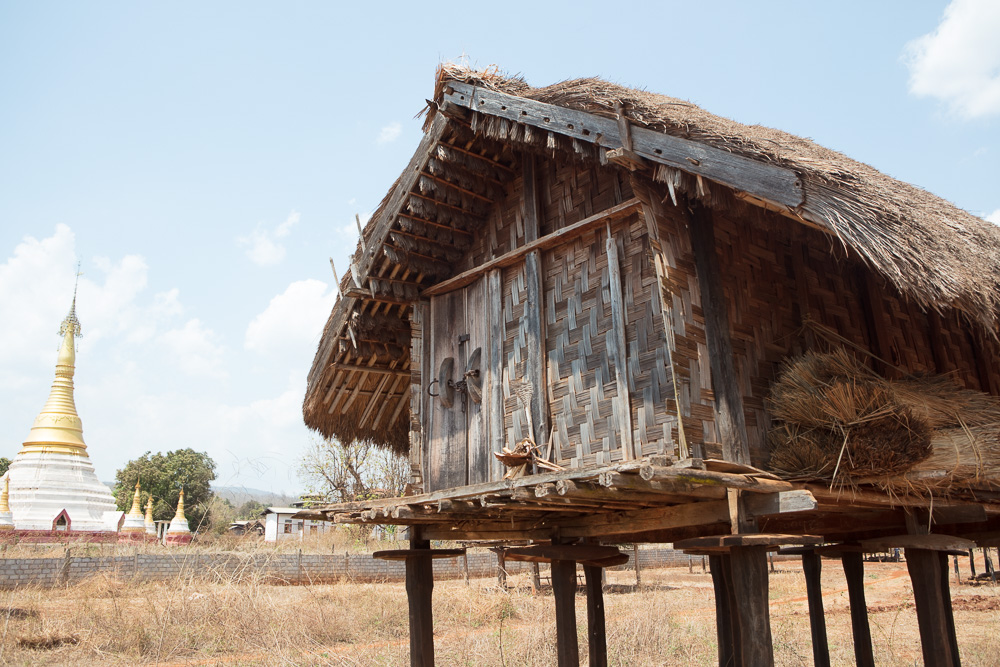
{"left": 906, "top": 548, "right": 961, "bottom": 666}
{"left": 551, "top": 558, "right": 579, "bottom": 666}
{"left": 584, "top": 564, "right": 607, "bottom": 667}
{"left": 405, "top": 535, "right": 435, "bottom": 667}
{"left": 801, "top": 551, "right": 830, "bottom": 667}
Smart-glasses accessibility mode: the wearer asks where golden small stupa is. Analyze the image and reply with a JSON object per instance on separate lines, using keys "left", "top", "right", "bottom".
{"left": 165, "top": 489, "right": 192, "bottom": 545}
{"left": 121, "top": 481, "right": 146, "bottom": 534}
{"left": 0, "top": 477, "right": 13, "bottom": 530}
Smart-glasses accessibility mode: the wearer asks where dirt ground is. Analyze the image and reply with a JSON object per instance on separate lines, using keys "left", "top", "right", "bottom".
{"left": 2, "top": 552, "right": 1000, "bottom": 665}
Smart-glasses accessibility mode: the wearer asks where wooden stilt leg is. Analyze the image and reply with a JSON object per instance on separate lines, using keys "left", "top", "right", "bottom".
{"left": 584, "top": 564, "right": 607, "bottom": 667}
{"left": 841, "top": 551, "right": 875, "bottom": 667}
{"left": 709, "top": 554, "right": 737, "bottom": 667}
{"left": 551, "top": 559, "right": 580, "bottom": 667}
{"left": 728, "top": 546, "right": 774, "bottom": 667}
{"left": 906, "top": 548, "right": 961, "bottom": 667}
{"left": 801, "top": 551, "right": 830, "bottom": 667}
{"left": 405, "top": 536, "right": 435, "bottom": 667}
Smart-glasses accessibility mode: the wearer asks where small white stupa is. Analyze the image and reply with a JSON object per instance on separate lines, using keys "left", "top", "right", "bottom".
{"left": 144, "top": 496, "right": 156, "bottom": 535}
{"left": 165, "top": 490, "right": 192, "bottom": 545}
{"left": 6, "top": 283, "right": 117, "bottom": 532}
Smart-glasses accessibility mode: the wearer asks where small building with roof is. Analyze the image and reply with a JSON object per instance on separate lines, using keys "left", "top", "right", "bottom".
{"left": 302, "top": 65, "right": 1000, "bottom": 666}
{"left": 261, "top": 506, "right": 332, "bottom": 543}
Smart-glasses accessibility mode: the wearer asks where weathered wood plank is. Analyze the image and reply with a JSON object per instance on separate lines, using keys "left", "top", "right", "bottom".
{"left": 687, "top": 202, "right": 751, "bottom": 465}
{"left": 605, "top": 223, "right": 635, "bottom": 459}
{"left": 522, "top": 156, "right": 550, "bottom": 454}
{"left": 426, "top": 290, "right": 468, "bottom": 491}
{"left": 422, "top": 199, "right": 641, "bottom": 297}
{"left": 487, "top": 269, "right": 505, "bottom": 482}
{"left": 466, "top": 278, "right": 490, "bottom": 485}
{"left": 443, "top": 81, "right": 804, "bottom": 208}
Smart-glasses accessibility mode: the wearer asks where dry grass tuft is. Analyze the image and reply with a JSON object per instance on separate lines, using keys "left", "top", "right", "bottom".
{"left": 15, "top": 633, "right": 79, "bottom": 650}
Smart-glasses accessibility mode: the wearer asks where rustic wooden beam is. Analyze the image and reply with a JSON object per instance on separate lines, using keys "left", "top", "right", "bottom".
{"left": 605, "top": 222, "right": 636, "bottom": 459}
{"left": 443, "top": 81, "right": 804, "bottom": 209}
{"left": 421, "top": 198, "right": 641, "bottom": 297}
{"left": 326, "top": 363, "right": 410, "bottom": 377}
{"left": 551, "top": 558, "right": 580, "bottom": 667}
{"left": 522, "top": 155, "right": 550, "bottom": 455}
{"left": 728, "top": 546, "right": 774, "bottom": 666}
{"left": 906, "top": 548, "right": 961, "bottom": 666}
{"left": 709, "top": 554, "right": 740, "bottom": 667}
{"left": 405, "top": 532, "right": 436, "bottom": 666}
{"left": 687, "top": 201, "right": 751, "bottom": 465}
{"left": 801, "top": 551, "right": 831, "bottom": 667}
{"left": 584, "top": 564, "right": 608, "bottom": 667}
{"left": 841, "top": 551, "right": 876, "bottom": 667}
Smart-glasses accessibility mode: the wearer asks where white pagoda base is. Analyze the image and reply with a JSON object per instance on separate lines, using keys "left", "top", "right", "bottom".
{"left": 6, "top": 450, "right": 117, "bottom": 532}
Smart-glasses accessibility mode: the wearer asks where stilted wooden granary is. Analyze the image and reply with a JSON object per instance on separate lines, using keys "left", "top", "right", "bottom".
{"left": 304, "top": 65, "right": 1000, "bottom": 666}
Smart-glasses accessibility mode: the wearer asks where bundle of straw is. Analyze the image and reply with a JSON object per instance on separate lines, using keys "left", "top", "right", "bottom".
{"left": 766, "top": 349, "right": 1000, "bottom": 485}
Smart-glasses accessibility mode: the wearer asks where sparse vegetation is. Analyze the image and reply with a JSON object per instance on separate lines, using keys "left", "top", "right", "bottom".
{"left": 1, "top": 553, "right": 1000, "bottom": 665}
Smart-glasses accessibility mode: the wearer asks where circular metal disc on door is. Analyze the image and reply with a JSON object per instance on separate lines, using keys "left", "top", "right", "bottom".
{"left": 438, "top": 357, "right": 455, "bottom": 408}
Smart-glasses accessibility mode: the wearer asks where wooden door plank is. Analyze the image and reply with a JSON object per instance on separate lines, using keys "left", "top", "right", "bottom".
{"left": 523, "top": 156, "right": 551, "bottom": 453}
{"left": 466, "top": 278, "right": 489, "bottom": 484}
{"left": 427, "top": 290, "right": 468, "bottom": 490}
{"left": 487, "top": 269, "right": 505, "bottom": 482}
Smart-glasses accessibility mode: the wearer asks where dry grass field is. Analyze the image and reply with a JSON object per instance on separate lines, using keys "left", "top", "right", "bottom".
{"left": 2, "top": 552, "right": 1000, "bottom": 666}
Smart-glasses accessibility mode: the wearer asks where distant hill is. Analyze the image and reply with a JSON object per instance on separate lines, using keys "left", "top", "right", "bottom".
{"left": 211, "top": 486, "right": 300, "bottom": 507}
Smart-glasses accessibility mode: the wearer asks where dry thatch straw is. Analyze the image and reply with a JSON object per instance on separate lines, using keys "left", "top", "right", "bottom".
{"left": 766, "top": 349, "right": 1000, "bottom": 483}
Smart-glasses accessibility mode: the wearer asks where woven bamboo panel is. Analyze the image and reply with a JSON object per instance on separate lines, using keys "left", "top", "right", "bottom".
{"left": 538, "top": 160, "right": 632, "bottom": 236}
{"left": 463, "top": 179, "right": 523, "bottom": 271}
{"left": 500, "top": 261, "right": 530, "bottom": 447}
{"left": 542, "top": 222, "right": 620, "bottom": 467}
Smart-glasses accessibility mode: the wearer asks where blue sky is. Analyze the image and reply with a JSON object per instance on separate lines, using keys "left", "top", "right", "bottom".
{"left": 1, "top": 1, "right": 997, "bottom": 494}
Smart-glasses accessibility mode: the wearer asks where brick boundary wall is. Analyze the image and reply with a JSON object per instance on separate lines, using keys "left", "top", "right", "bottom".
{"left": 0, "top": 547, "right": 749, "bottom": 589}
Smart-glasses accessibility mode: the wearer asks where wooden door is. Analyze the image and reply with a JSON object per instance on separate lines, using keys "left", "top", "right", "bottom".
{"left": 425, "top": 278, "right": 491, "bottom": 491}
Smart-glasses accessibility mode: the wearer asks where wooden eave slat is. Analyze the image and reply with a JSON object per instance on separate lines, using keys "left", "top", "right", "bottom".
{"left": 442, "top": 80, "right": 805, "bottom": 210}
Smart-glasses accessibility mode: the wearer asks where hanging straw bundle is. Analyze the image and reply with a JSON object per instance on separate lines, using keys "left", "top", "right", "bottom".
{"left": 766, "top": 349, "right": 1000, "bottom": 486}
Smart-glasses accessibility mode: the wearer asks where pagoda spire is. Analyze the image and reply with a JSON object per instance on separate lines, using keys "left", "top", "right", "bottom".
{"left": 0, "top": 477, "right": 12, "bottom": 530}
{"left": 20, "top": 270, "right": 87, "bottom": 455}
{"left": 121, "top": 480, "right": 146, "bottom": 534}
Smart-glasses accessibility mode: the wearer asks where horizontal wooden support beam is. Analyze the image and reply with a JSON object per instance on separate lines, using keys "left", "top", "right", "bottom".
{"left": 326, "top": 363, "right": 410, "bottom": 377}
{"left": 444, "top": 81, "right": 804, "bottom": 209}
{"left": 422, "top": 198, "right": 641, "bottom": 297}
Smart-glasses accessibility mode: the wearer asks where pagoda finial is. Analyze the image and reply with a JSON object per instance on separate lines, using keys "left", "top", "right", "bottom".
{"left": 127, "top": 481, "right": 143, "bottom": 517}
{"left": 173, "top": 489, "right": 186, "bottom": 522}
{"left": 59, "top": 262, "right": 83, "bottom": 339}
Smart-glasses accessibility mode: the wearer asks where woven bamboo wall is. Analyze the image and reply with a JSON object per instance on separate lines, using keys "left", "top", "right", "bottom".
{"left": 411, "top": 150, "right": 1000, "bottom": 479}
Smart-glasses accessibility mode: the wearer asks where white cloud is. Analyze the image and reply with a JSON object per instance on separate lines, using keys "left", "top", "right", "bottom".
{"left": 238, "top": 210, "right": 300, "bottom": 267}
{"left": 158, "top": 319, "right": 227, "bottom": 379}
{"left": 377, "top": 122, "right": 402, "bottom": 145}
{"left": 245, "top": 279, "right": 337, "bottom": 357}
{"left": 987, "top": 209, "right": 1000, "bottom": 224}
{"left": 904, "top": 0, "right": 1000, "bottom": 118}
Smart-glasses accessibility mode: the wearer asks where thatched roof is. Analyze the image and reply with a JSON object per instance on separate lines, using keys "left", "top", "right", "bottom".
{"left": 303, "top": 64, "right": 1000, "bottom": 453}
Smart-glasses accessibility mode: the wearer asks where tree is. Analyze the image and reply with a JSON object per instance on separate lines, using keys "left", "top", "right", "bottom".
{"left": 236, "top": 499, "right": 267, "bottom": 520}
{"left": 298, "top": 436, "right": 408, "bottom": 503}
{"left": 114, "top": 448, "right": 217, "bottom": 531}
{"left": 0, "top": 457, "right": 10, "bottom": 477}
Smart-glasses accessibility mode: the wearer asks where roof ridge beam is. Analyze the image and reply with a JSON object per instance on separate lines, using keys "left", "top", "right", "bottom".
{"left": 442, "top": 81, "right": 804, "bottom": 210}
